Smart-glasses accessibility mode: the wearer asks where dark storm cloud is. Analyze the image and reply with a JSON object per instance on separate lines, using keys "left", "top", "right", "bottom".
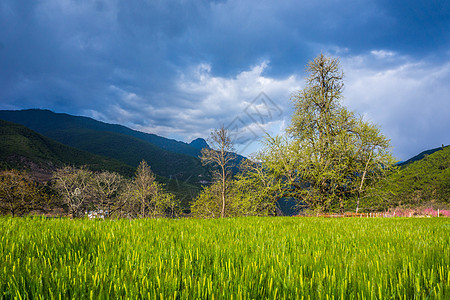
{"left": 0, "top": 0, "right": 449, "bottom": 158}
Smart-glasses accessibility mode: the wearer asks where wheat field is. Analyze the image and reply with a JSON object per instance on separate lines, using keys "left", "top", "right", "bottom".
{"left": 1, "top": 217, "right": 449, "bottom": 299}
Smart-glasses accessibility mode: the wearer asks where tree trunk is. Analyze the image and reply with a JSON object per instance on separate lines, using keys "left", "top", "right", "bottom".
{"left": 141, "top": 198, "right": 145, "bottom": 218}
{"left": 339, "top": 197, "right": 344, "bottom": 214}
{"left": 356, "top": 193, "right": 360, "bottom": 214}
{"left": 221, "top": 166, "right": 225, "bottom": 218}
{"left": 356, "top": 151, "right": 372, "bottom": 213}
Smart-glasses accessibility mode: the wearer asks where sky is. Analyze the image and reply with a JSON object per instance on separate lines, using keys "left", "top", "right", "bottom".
{"left": 0, "top": 0, "right": 449, "bottom": 160}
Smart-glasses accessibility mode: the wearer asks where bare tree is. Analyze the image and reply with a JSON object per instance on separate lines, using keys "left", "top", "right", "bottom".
{"left": 200, "top": 126, "right": 235, "bottom": 218}
{"left": 93, "top": 171, "right": 126, "bottom": 218}
{"left": 52, "top": 166, "right": 94, "bottom": 218}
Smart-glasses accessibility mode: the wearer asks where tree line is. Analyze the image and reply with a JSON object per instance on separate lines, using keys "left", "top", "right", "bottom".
{"left": 0, "top": 161, "right": 180, "bottom": 218}
{"left": 1, "top": 54, "right": 400, "bottom": 218}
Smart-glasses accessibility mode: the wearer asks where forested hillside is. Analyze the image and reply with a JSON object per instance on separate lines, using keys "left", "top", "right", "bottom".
{"left": 0, "top": 120, "right": 134, "bottom": 178}
{"left": 0, "top": 109, "right": 202, "bottom": 157}
{"left": 370, "top": 145, "right": 450, "bottom": 210}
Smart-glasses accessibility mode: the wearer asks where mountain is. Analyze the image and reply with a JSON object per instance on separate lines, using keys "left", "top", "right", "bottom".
{"left": 0, "top": 109, "right": 209, "bottom": 185}
{"left": 0, "top": 109, "right": 202, "bottom": 157}
{"left": 397, "top": 145, "right": 448, "bottom": 166}
{"left": 0, "top": 119, "right": 200, "bottom": 208}
{"left": 375, "top": 145, "right": 450, "bottom": 209}
{"left": 189, "top": 138, "right": 209, "bottom": 151}
{"left": 0, "top": 119, "right": 134, "bottom": 180}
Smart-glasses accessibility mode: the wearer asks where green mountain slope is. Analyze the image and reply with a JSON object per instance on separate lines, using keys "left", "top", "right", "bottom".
{"left": 0, "top": 109, "right": 209, "bottom": 185}
{"left": 0, "top": 109, "right": 202, "bottom": 157}
{"left": 376, "top": 145, "right": 450, "bottom": 208}
{"left": 0, "top": 119, "right": 134, "bottom": 177}
{"left": 397, "top": 146, "right": 447, "bottom": 166}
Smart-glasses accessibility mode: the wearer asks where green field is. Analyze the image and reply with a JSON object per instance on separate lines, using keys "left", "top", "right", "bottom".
{"left": 1, "top": 217, "right": 449, "bottom": 299}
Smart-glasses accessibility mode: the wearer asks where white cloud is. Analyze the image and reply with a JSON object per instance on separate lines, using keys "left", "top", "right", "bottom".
{"left": 370, "top": 50, "right": 395, "bottom": 59}
{"left": 173, "top": 61, "right": 301, "bottom": 152}
{"left": 93, "top": 61, "right": 302, "bottom": 156}
{"left": 342, "top": 52, "right": 450, "bottom": 160}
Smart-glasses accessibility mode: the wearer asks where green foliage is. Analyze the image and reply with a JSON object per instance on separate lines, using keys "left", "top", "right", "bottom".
{"left": 156, "top": 176, "right": 201, "bottom": 212}
{"left": 120, "top": 161, "right": 181, "bottom": 218}
{"left": 230, "top": 159, "right": 279, "bottom": 216}
{"left": 0, "top": 217, "right": 448, "bottom": 298}
{"left": 190, "top": 181, "right": 223, "bottom": 218}
{"left": 191, "top": 159, "right": 287, "bottom": 218}
{"left": 193, "top": 136, "right": 277, "bottom": 218}
{"left": 372, "top": 146, "right": 450, "bottom": 210}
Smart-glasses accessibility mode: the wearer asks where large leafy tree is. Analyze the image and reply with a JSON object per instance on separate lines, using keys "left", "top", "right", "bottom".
{"left": 260, "top": 54, "right": 395, "bottom": 213}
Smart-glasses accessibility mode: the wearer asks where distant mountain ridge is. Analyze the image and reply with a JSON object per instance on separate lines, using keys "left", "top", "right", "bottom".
{"left": 0, "top": 119, "right": 135, "bottom": 179}
{"left": 0, "top": 109, "right": 204, "bottom": 157}
{"left": 189, "top": 138, "right": 209, "bottom": 150}
{"left": 0, "top": 109, "right": 209, "bottom": 185}
{"left": 397, "top": 145, "right": 449, "bottom": 166}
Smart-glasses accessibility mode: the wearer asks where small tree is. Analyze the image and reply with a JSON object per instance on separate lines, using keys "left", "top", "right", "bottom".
{"left": 190, "top": 181, "right": 225, "bottom": 218}
{"left": 52, "top": 166, "right": 94, "bottom": 218}
{"left": 199, "top": 126, "right": 235, "bottom": 218}
{"left": 191, "top": 156, "right": 279, "bottom": 218}
{"left": 123, "top": 161, "right": 180, "bottom": 218}
{"left": 0, "top": 170, "right": 43, "bottom": 216}
{"left": 130, "top": 161, "right": 158, "bottom": 218}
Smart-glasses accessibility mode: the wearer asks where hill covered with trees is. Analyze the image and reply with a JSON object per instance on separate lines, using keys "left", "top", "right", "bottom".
{"left": 0, "top": 120, "right": 134, "bottom": 178}
{"left": 370, "top": 145, "right": 450, "bottom": 210}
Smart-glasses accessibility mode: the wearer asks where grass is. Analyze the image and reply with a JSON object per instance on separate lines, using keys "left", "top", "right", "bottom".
{"left": 0, "top": 217, "right": 449, "bottom": 299}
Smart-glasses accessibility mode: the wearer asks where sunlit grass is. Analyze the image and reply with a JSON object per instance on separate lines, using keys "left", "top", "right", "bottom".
{"left": 1, "top": 217, "right": 449, "bottom": 299}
